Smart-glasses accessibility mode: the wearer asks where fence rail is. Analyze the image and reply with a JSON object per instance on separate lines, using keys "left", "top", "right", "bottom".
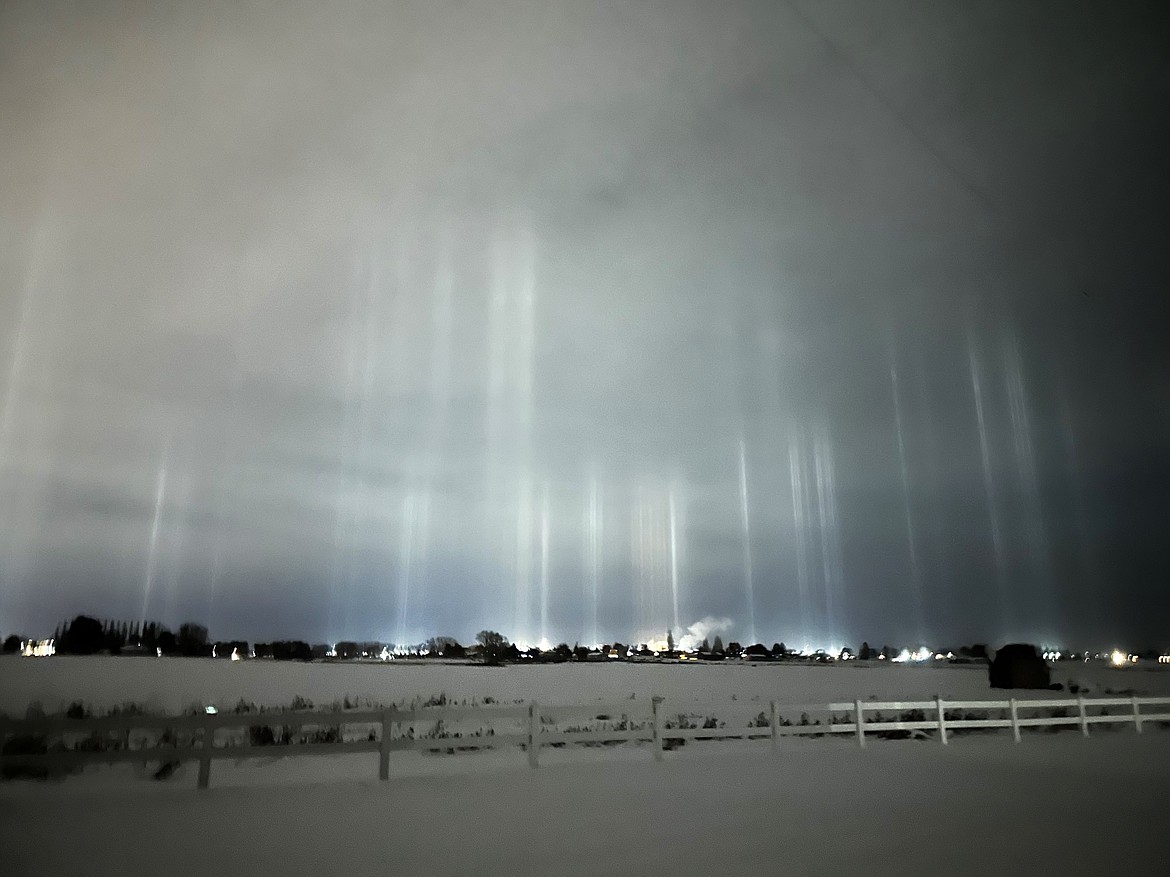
{"left": 3, "top": 694, "right": 1168, "bottom": 789}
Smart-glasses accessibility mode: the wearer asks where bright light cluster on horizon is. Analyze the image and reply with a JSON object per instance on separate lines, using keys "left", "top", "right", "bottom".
{"left": 10, "top": 627, "right": 1164, "bottom": 663}
{"left": 890, "top": 647, "right": 935, "bottom": 663}
{"left": 1110, "top": 649, "right": 1140, "bottom": 667}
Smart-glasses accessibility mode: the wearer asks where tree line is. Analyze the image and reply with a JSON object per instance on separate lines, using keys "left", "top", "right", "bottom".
{"left": 2, "top": 617, "right": 995, "bottom": 666}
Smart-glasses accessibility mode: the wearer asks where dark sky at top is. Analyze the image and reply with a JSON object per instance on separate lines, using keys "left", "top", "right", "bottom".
{"left": 1, "top": 0, "right": 1168, "bottom": 650}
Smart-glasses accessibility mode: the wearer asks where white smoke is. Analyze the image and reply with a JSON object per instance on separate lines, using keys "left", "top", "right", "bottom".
{"left": 677, "top": 616, "right": 735, "bottom": 651}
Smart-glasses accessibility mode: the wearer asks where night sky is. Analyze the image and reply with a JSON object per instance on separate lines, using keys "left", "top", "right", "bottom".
{"left": 1, "top": 1, "right": 1168, "bottom": 650}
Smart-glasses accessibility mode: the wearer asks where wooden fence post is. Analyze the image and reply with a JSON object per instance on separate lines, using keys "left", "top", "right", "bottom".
{"left": 935, "top": 697, "right": 948, "bottom": 745}
{"left": 1009, "top": 699, "right": 1021, "bottom": 743}
{"left": 197, "top": 715, "right": 214, "bottom": 790}
{"left": 854, "top": 699, "right": 866, "bottom": 749}
{"left": 652, "top": 696, "right": 664, "bottom": 761}
{"left": 379, "top": 708, "right": 393, "bottom": 781}
{"left": 1132, "top": 696, "right": 1143, "bottom": 734}
{"left": 527, "top": 702, "right": 540, "bottom": 768}
{"left": 770, "top": 700, "right": 780, "bottom": 751}
{"left": 1077, "top": 695, "right": 1089, "bottom": 738}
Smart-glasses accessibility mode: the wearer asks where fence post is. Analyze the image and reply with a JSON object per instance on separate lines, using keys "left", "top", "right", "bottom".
{"left": 651, "top": 696, "right": 664, "bottom": 761}
{"left": 197, "top": 715, "right": 214, "bottom": 790}
{"left": 527, "top": 702, "right": 540, "bottom": 768}
{"left": 770, "top": 700, "right": 780, "bottom": 751}
{"left": 854, "top": 699, "right": 866, "bottom": 749}
{"left": 935, "top": 697, "right": 948, "bottom": 745}
{"left": 1077, "top": 695, "right": 1089, "bottom": 738}
{"left": 1009, "top": 699, "right": 1021, "bottom": 743}
{"left": 1132, "top": 696, "right": 1143, "bottom": 734}
{"left": 379, "top": 708, "right": 393, "bottom": 781}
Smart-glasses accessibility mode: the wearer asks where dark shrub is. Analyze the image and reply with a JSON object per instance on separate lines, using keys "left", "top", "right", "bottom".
{"left": 989, "top": 644, "right": 1051, "bottom": 689}
{"left": 2, "top": 734, "right": 49, "bottom": 780}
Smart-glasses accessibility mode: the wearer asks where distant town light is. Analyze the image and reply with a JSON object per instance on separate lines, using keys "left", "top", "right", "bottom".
{"left": 1110, "top": 650, "right": 1127, "bottom": 667}
{"left": 205, "top": 706, "right": 218, "bottom": 715}
{"left": 20, "top": 638, "right": 55, "bottom": 657}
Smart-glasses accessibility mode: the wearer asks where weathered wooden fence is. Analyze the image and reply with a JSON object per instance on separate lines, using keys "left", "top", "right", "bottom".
{"left": 3, "top": 694, "right": 1168, "bottom": 789}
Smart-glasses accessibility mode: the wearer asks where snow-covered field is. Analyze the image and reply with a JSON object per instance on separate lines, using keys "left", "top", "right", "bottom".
{"left": 3, "top": 731, "right": 1167, "bottom": 876}
{"left": 4, "top": 655, "right": 1169, "bottom": 717}
{"left": 3, "top": 657, "right": 1169, "bottom": 874}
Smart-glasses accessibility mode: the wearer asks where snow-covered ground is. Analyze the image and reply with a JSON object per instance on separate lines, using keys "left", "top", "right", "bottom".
{"left": 3, "top": 655, "right": 1168, "bottom": 717}
{"left": 4, "top": 658, "right": 1168, "bottom": 874}
{"left": 3, "top": 732, "right": 1167, "bottom": 875}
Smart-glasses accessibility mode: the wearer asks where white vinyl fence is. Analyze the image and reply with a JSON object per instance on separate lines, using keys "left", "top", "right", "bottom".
{"left": 3, "top": 694, "right": 1168, "bottom": 789}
